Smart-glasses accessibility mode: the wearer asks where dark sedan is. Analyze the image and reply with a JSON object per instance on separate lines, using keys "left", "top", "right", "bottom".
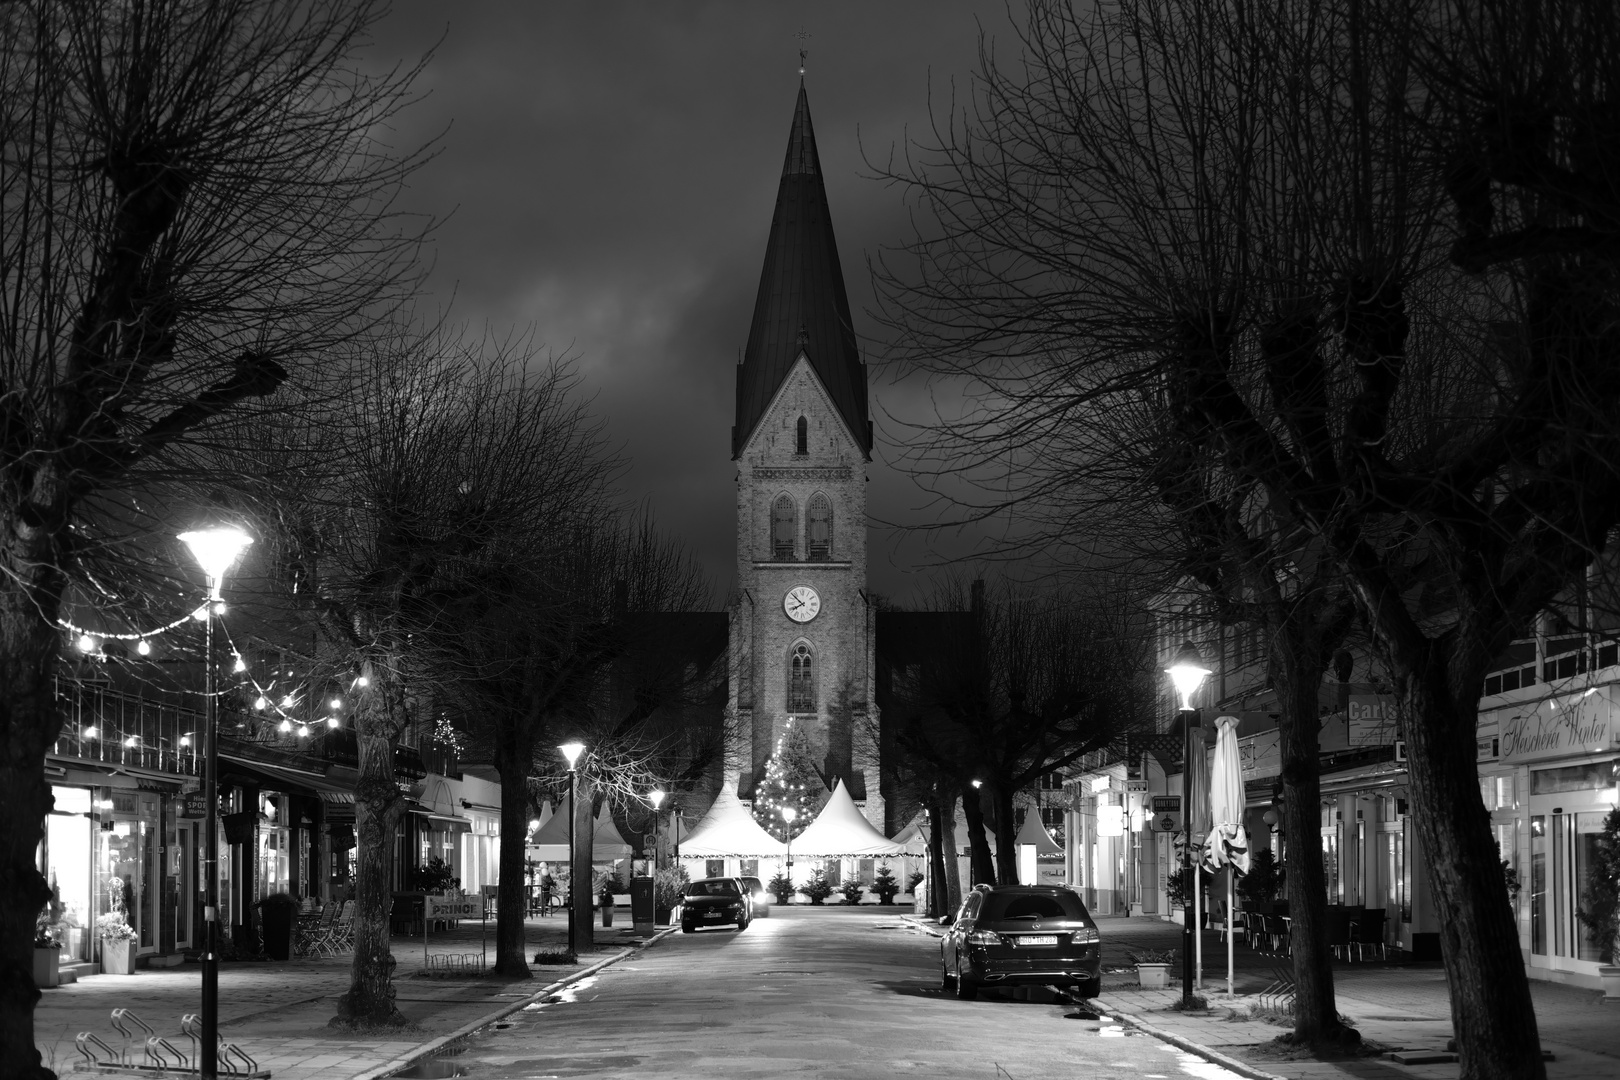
{"left": 680, "top": 877, "right": 751, "bottom": 933}
{"left": 940, "top": 884, "right": 1102, "bottom": 999}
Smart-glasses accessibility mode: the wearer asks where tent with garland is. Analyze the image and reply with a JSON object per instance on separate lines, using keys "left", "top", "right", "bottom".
{"left": 526, "top": 796, "right": 634, "bottom": 863}
{"left": 679, "top": 781, "right": 787, "bottom": 857}
{"left": 790, "top": 779, "right": 910, "bottom": 857}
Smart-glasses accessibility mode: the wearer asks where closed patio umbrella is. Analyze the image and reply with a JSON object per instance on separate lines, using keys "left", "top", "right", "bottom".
{"left": 1186, "top": 722, "right": 1211, "bottom": 987}
{"left": 1203, "top": 714, "right": 1250, "bottom": 996}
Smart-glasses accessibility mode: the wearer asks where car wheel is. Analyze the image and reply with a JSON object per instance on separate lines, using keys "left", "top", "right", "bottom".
{"left": 737, "top": 916, "right": 749, "bottom": 931}
{"left": 941, "top": 959, "right": 957, "bottom": 991}
{"left": 954, "top": 972, "right": 978, "bottom": 1000}
{"left": 681, "top": 921, "right": 695, "bottom": 934}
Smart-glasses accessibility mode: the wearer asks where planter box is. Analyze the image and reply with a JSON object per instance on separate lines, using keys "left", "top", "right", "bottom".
{"left": 1600, "top": 965, "right": 1620, "bottom": 1002}
{"left": 1136, "top": 963, "right": 1171, "bottom": 989}
{"left": 100, "top": 939, "right": 136, "bottom": 976}
{"left": 33, "top": 948, "right": 60, "bottom": 988}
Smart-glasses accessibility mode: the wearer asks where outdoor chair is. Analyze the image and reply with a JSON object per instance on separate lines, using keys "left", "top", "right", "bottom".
{"left": 328, "top": 900, "right": 355, "bottom": 953}
{"left": 1352, "top": 908, "right": 1388, "bottom": 960}
{"left": 294, "top": 906, "right": 331, "bottom": 958}
{"left": 1325, "top": 906, "right": 1354, "bottom": 961}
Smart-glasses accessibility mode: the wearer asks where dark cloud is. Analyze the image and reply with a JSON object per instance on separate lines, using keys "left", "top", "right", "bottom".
{"left": 368, "top": 1, "right": 1009, "bottom": 603}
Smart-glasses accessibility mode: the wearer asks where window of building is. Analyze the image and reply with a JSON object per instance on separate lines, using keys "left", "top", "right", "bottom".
{"left": 807, "top": 493, "right": 832, "bottom": 559}
{"left": 796, "top": 415, "right": 808, "bottom": 455}
{"left": 788, "top": 643, "right": 815, "bottom": 712}
{"left": 772, "top": 495, "right": 795, "bottom": 559}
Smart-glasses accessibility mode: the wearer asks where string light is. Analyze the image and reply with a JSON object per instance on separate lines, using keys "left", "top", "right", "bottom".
{"left": 356, "top": 676, "right": 369, "bottom": 687}
{"left": 254, "top": 696, "right": 269, "bottom": 710}
{"left": 296, "top": 724, "right": 309, "bottom": 738}
{"left": 326, "top": 716, "right": 340, "bottom": 729}
{"left": 278, "top": 719, "right": 292, "bottom": 733}
{"left": 329, "top": 698, "right": 341, "bottom": 709}
{"left": 190, "top": 605, "right": 208, "bottom": 622}
{"left": 280, "top": 694, "right": 295, "bottom": 708}
{"left": 77, "top": 634, "right": 98, "bottom": 653}
{"left": 233, "top": 654, "right": 246, "bottom": 673}
{"left": 179, "top": 734, "right": 192, "bottom": 747}
{"left": 136, "top": 639, "right": 151, "bottom": 656}
{"left": 83, "top": 726, "right": 98, "bottom": 740}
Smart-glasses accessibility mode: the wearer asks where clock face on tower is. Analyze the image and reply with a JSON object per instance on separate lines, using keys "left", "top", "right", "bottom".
{"left": 784, "top": 585, "right": 821, "bottom": 623}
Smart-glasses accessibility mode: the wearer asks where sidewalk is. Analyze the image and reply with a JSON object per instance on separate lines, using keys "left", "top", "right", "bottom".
{"left": 907, "top": 913, "right": 1620, "bottom": 1080}
{"left": 36, "top": 909, "right": 666, "bottom": 1080}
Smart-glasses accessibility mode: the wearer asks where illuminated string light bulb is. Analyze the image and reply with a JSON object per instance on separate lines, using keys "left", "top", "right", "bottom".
{"left": 326, "top": 716, "right": 340, "bottom": 729}
{"left": 77, "top": 634, "right": 97, "bottom": 652}
{"left": 254, "top": 695, "right": 268, "bottom": 710}
{"left": 278, "top": 719, "right": 292, "bottom": 733}
{"left": 83, "top": 725, "right": 99, "bottom": 740}
{"left": 124, "top": 736, "right": 138, "bottom": 748}
{"left": 329, "top": 698, "right": 341, "bottom": 709}
{"left": 191, "top": 605, "right": 208, "bottom": 622}
{"left": 136, "top": 639, "right": 151, "bottom": 656}
{"left": 179, "top": 734, "right": 191, "bottom": 747}
{"left": 212, "top": 601, "right": 226, "bottom": 616}
{"left": 280, "top": 694, "right": 295, "bottom": 708}
{"left": 356, "top": 675, "right": 369, "bottom": 687}
{"left": 296, "top": 724, "right": 309, "bottom": 738}
{"left": 233, "top": 654, "right": 246, "bottom": 673}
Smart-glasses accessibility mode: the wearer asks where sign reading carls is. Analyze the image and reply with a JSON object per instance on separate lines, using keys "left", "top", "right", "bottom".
{"left": 1499, "top": 686, "right": 1620, "bottom": 765}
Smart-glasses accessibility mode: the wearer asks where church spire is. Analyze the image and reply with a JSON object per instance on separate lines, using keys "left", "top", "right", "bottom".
{"left": 732, "top": 85, "right": 871, "bottom": 460}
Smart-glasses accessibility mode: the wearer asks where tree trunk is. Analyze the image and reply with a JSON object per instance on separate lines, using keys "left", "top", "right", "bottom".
{"left": 331, "top": 731, "right": 404, "bottom": 1028}
{"left": 960, "top": 785, "right": 996, "bottom": 887}
{"left": 493, "top": 746, "right": 532, "bottom": 978}
{"left": 990, "top": 785, "right": 1019, "bottom": 885}
{"left": 1396, "top": 640, "right": 1544, "bottom": 1080}
{"left": 569, "top": 778, "right": 596, "bottom": 956}
{"left": 1272, "top": 632, "right": 1355, "bottom": 1046}
{"left": 0, "top": 590, "right": 65, "bottom": 1080}
{"left": 930, "top": 794, "right": 962, "bottom": 917}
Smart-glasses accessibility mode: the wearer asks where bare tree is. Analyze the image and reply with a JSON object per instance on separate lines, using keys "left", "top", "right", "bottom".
{"left": 883, "top": 578, "right": 1155, "bottom": 886}
{"left": 871, "top": 1, "right": 1613, "bottom": 1073}
{"left": 0, "top": 1, "right": 426, "bottom": 1069}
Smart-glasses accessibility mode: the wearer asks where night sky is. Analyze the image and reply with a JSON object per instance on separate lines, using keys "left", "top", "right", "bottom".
{"left": 368, "top": 2, "right": 1012, "bottom": 606}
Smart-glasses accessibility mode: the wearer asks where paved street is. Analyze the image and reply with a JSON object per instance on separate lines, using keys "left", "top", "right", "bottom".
{"left": 419, "top": 906, "right": 1241, "bottom": 1080}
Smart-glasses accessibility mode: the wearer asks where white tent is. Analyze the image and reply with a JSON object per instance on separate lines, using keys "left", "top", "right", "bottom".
{"left": 679, "top": 783, "right": 787, "bottom": 857}
{"left": 790, "top": 779, "right": 910, "bottom": 857}
{"left": 890, "top": 804, "right": 998, "bottom": 858}
{"left": 1014, "top": 810, "right": 1063, "bottom": 886}
{"left": 527, "top": 797, "right": 632, "bottom": 862}
{"left": 889, "top": 814, "right": 929, "bottom": 856}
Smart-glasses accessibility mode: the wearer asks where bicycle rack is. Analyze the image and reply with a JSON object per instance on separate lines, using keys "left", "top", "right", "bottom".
{"left": 74, "top": 1010, "right": 270, "bottom": 1077}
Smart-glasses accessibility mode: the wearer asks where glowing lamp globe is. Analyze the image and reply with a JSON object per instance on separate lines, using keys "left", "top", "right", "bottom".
{"left": 648, "top": 789, "right": 666, "bottom": 810}
{"left": 1165, "top": 640, "right": 1211, "bottom": 711}
{"left": 178, "top": 527, "right": 253, "bottom": 600}
{"left": 559, "top": 741, "right": 586, "bottom": 769}
{"left": 780, "top": 806, "right": 798, "bottom": 824}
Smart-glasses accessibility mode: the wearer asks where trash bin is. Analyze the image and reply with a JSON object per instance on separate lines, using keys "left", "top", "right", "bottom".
{"left": 600, "top": 889, "right": 614, "bottom": 927}
{"left": 630, "top": 876, "right": 655, "bottom": 936}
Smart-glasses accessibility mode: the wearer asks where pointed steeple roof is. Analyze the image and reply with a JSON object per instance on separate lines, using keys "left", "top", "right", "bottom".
{"left": 732, "top": 85, "right": 871, "bottom": 460}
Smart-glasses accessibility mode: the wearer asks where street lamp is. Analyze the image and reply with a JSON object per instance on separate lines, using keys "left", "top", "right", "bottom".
{"left": 781, "top": 806, "right": 798, "bottom": 905}
{"left": 179, "top": 526, "right": 252, "bottom": 1080}
{"left": 647, "top": 788, "right": 666, "bottom": 875}
{"left": 1166, "top": 639, "right": 1210, "bottom": 1009}
{"left": 559, "top": 741, "right": 586, "bottom": 951}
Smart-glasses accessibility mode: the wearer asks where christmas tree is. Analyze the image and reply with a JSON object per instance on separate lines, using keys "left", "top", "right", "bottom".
{"left": 752, "top": 715, "right": 827, "bottom": 841}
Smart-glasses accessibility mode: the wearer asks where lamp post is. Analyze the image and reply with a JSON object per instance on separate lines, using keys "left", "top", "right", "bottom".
{"left": 179, "top": 527, "right": 253, "bottom": 1080}
{"left": 559, "top": 742, "right": 586, "bottom": 952}
{"left": 780, "top": 806, "right": 798, "bottom": 904}
{"left": 1166, "top": 639, "right": 1210, "bottom": 1009}
{"left": 647, "top": 788, "right": 666, "bottom": 875}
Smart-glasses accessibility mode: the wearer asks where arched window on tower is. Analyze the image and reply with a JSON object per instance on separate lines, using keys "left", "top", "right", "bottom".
{"left": 788, "top": 643, "right": 815, "bottom": 713}
{"left": 772, "top": 495, "right": 796, "bottom": 560}
{"left": 807, "top": 493, "right": 832, "bottom": 559}
{"left": 796, "top": 415, "right": 808, "bottom": 455}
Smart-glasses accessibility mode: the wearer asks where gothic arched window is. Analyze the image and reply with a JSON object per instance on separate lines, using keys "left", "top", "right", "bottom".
{"left": 796, "top": 415, "right": 808, "bottom": 455}
{"left": 788, "top": 643, "right": 815, "bottom": 713}
{"left": 807, "top": 492, "right": 832, "bottom": 559}
{"left": 772, "top": 495, "right": 796, "bottom": 560}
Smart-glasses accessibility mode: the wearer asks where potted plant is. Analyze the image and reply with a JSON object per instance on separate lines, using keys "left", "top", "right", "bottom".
{"left": 768, "top": 872, "right": 795, "bottom": 905}
{"left": 872, "top": 864, "right": 901, "bottom": 905}
{"left": 34, "top": 906, "right": 62, "bottom": 989}
{"left": 96, "top": 913, "right": 138, "bottom": 975}
{"left": 839, "top": 879, "right": 865, "bottom": 906}
{"left": 1129, "top": 948, "right": 1177, "bottom": 989}
{"left": 1576, "top": 806, "right": 1620, "bottom": 1000}
{"left": 1237, "top": 848, "right": 1283, "bottom": 914}
{"left": 802, "top": 868, "right": 834, "bottom": 906}
{"left": 654, "top": 865, "right": 688, "bottom": 924}
{"left": 256, "top": 893, "right": 300, "bottom": 962}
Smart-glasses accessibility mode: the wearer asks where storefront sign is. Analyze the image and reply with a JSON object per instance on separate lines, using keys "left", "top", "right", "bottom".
{"left": 1499, "top": 687, "right": 1620, "bottom": 764}
{"left": 423, "top": 896, "right": 483, "bottom": 920}
{"left": 1239, "top": 730, "right": 1281, "bottom": 780}
{"left": 180, "top": 793, "right": 209, "bottom": 819}
{"left": 1150, "top": 796, "right": 1181, "bottom": 832}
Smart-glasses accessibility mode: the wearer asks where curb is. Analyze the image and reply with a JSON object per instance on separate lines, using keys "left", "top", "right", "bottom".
{"left": 1093, "top": 996, "right": 1289, "bottom": 1080}
{"left": 354, "top": 928, "right": 679, "bottom": 1080}
{"left": 898, "top": 915, "right": 943, "bottom": 938}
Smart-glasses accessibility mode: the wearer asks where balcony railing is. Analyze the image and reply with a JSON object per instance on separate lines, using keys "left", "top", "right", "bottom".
{"left": 52, "top": 681, "right": 202, "bottom": 777}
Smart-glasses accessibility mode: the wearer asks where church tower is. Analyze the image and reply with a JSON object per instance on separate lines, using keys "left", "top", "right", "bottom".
{"left": 730, "top": 84, "right": 878, "bottom": 820}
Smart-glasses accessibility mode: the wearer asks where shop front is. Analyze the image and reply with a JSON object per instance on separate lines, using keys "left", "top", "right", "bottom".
{"left": 1485, "top": 684, "right": 1620, "bottom": 988}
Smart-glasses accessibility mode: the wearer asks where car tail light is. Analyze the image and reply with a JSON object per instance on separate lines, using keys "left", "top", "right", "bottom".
{"left": 1072, "top": 925, "right": 1100, "bottom": 944}
{"left": 966, "top": 930, "right": 1003, "bottom": 946}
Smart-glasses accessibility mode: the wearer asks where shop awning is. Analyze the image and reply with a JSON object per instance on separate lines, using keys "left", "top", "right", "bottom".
{"left": 402, "top": 801, "right": 472, "bottom": 832}
{"left": 219, "top": 755, "right": 355, "bottom": 802}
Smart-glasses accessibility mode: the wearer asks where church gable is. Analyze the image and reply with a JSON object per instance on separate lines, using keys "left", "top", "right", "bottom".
{"left": 737, "top": 352, "right": 863, "bottom": 466}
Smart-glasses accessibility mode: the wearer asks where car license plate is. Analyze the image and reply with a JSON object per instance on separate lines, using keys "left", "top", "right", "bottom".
{"left": 1015, "top": 935, "right": 1058, "bottom": 946}
{"left": 703, "top": 911, "right": 723, "bottom": 919}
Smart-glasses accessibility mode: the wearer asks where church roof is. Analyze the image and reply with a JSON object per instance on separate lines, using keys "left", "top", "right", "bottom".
{"left": 732, "top": 84, "right": 871, "bottom": 460}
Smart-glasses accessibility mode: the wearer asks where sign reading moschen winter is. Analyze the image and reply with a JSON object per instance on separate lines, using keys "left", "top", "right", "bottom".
{"left": 1498, "top": 687, "right": 1620, "bottom": 765}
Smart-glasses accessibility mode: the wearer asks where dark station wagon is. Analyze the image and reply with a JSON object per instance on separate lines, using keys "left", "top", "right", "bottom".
{"left": 680, "top": 876, "right": 751, "bottom": 933}
{"left": 940, "top": 884, "right": 1102, "bottom": 999}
